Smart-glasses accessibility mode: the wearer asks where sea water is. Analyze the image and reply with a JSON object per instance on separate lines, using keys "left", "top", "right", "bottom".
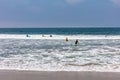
{"left": 0, "top": 28, "right": 120, "bottom": 71}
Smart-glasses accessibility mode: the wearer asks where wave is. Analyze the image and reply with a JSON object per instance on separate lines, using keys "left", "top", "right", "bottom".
{"left": 0, "top": 37, "right": 120, "bottom": 71}
{"left": 65, "top": 63, "right": 101, "bottom": 66}
{"left": 0, "top": 34, "right": 120, "bottom": 39}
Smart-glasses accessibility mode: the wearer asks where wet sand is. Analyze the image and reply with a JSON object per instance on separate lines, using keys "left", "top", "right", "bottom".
{"left": 0, "top": 70, "right": 120, "bottom": 80}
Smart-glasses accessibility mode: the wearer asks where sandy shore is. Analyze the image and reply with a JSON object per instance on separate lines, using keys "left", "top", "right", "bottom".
{"left": 0, "top": 70, "right": 120, "bottom": 80}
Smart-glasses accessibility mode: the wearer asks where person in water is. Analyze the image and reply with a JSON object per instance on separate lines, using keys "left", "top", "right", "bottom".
{"left": 66, "top": 37, "right": 69, "bottom": 42}
{"left": 42, "top": 34, "right": 45, "bottom": 37}
{"left": 26, "top": 34, "right": 29, "bottom": 37}
{"left": 75, "top": 39, "right": 79, "bottom": 45}
{"left": 50, "top": 35, "right": 52, "bottom": 37}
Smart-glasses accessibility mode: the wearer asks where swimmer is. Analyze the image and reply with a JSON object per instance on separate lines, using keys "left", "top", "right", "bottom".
{"left": 26, "top": 34, "right": 29, "bottom": 37}
{"left": 75, "top": 39, "right": 79, "bottom": 45}
{"left": 42, "top": 34, "right": 45, "bottom": 37}
{"left": 50, "top": 35, "right": 52, "bottom": 37}
{"left": 66, "top": 37, "right": 69, "bottom": 42}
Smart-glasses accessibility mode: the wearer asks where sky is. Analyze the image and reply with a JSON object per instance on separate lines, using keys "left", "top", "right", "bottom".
{"left": 0, "top": 0, "right": 120, "bottom": 28}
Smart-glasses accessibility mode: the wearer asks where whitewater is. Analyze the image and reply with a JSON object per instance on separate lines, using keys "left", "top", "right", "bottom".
{"left": 0, "top": 34, "right": 120, "bottom": 72}
{"left": 0, "top": 34, "right": 120, "bottom": 39}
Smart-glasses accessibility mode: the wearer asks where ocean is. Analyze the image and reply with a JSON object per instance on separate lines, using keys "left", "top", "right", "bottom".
{"left": 0, "top": 28, "right": 120, "bottom": 71}
{"left": 0, "top": 28, "right": 120, "bottom": 35}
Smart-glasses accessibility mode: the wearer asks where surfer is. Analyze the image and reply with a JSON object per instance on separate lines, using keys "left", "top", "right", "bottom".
{"left": 42, "top": 34, "right": 45, "bottom": 37}
{"left": 26, "top": 34, "right": 29, "bottom": 37}
{"left": 66, "top": 37, "right": 69, "bottom": 42}
{"left": 50, "top": 35, "right": 52, "bottom": 37}
{"left": 75, "top": 39, "right": 78, "bottom": 45}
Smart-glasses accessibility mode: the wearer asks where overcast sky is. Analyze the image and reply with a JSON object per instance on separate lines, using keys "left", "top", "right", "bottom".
{"left": 0, "top": 0, "right": 120, "bottom": 28}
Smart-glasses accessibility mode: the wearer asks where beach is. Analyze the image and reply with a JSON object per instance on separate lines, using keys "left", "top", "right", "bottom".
{"left": 0, "top": 70, "right": 120, "bottom": 80}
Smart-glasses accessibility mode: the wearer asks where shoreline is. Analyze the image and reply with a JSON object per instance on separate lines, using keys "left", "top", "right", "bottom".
{"left": 0, "top": 69, "right": 120, "bottom": 72}
{"left": 0, "top": 70, "right": 120, "bottom": 80}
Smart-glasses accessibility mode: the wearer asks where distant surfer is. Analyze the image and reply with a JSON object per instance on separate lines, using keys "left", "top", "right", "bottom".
{"left": 42, "top": 34, "right": 45, "bottom": 37}
{"left": 75, "top": 39, "right": 79, "bottom": 45}
{"left": 66, "top": 37, "right": 69, "bottom": 42}
{"left": 26, "top": 34, "right": 29, "bottom": 37}
{"left": 50, "top": 35, "right": 52, "bottom": 37}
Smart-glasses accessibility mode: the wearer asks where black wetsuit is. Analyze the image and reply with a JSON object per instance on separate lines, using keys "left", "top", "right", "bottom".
{"left": 75, "top": 40, "right": 78, "bottom": 45}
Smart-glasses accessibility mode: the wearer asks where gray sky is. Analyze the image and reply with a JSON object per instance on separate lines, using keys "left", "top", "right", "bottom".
{"left": 0, "top": 0, "right": 120, "bottom": 28}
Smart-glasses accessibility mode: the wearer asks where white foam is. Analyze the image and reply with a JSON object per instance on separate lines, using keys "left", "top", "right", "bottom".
{"left": 0, "top": 37, "right": 120, "bottom": 71}
{"left": 0, "top": 34, "right": 120, "bottom": 40}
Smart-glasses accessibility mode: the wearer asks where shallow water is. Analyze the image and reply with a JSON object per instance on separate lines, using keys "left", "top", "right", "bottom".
{"left": 0, "top": 38, "right": 120, "bottom": 71}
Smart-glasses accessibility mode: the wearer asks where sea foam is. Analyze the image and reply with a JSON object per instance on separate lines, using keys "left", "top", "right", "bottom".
{"left": 0, "top": 34, "right": 120, "bottom": 39}
{"left": 0, "top": 38, "right": 120, "bottom": 71}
